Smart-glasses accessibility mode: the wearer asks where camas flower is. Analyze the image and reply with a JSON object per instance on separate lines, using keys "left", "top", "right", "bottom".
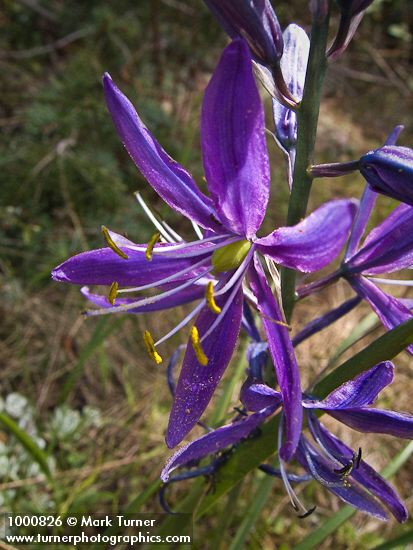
{"left": 162, "top": 361, "right": 411, "bottom": 522}
{"left": 52, "top": 39, "right": 357, "bottom": 456}
{"left": 300, "top": 127, "right": 413, "bottom": 350}
{"left": 298, "top": 185, "right": 413, "bottom": 353}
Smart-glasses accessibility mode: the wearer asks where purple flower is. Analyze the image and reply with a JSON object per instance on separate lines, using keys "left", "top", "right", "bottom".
{"left": 360, "top": 146, "right": 413, "bottom": 207}
{"left": 328, "top": 0, "right": 375, "bottom": 59}
{"left": 300, "top": 128, "right": 413, "bottom": 351}
{"left": 51, "top": 40, "right": 356, "bottom": 456}
{"left": 162, "top": 362, "right": 410, "bottom": 522}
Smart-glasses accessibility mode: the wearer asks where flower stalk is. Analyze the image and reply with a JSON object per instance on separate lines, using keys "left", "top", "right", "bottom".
{"left": 281, "top": 2, "right": 331, "bottom": 321}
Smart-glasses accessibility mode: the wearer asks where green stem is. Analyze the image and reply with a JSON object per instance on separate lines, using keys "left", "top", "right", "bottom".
{"left": 281, "top": 4, "right": 331, "bottom": 322}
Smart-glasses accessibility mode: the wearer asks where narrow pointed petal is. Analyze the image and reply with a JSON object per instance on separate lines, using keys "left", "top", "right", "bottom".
{"left": 360, "top": 145, "right": 413, "bottom": 207}
{"left": 345, "top": 186, "right": 377, "bottom": 261}
{"left": 103, "top": 74, "right": 220, "bottom": 231}
{"left": 162, "top": 407, "right": 274, "bottom": 481}
{"left": 345, "top": 125, "right": 404, "bottom": 261}
{"left": 248, "top": 256, "right": 302, "bottom": 460}
{"left": 304, "top": 362, "right": 394, "bottom": 410}
{"left": 348, "top": 204, "right": 413, "bottom": 274}
{"left": 256, "top": 200, "right": 358, "bottom": 272}
{"left": 273, "top": 24, "right": 309, "bottom": 149}
{"left": 201, "top": 39, "right": 270, "bottom": 238}
{"left": 296, "top": 438, "right": 389, "bottom": 520}
{"left": 81, "top": 285, "right": 204, "bottom": 313}
{"left": 203, "top": 0, "right": 283, "bottom": 68}
{"left": 166, "top": 285, "right": 243, "bottom": 448}
{"left": 330, "top": 408, "right": 413, "bottom": 440}
{"left": 348, "top": 276, "right": 413, "bottom": 354}
{"left": 316, "top": 423, "right": 408, "bottom": 522}
{"left": 240, "top": 382, "right": 283, "bottom": 412}
{"left": 51, "top": 246, "right": 210, "bottom": 286}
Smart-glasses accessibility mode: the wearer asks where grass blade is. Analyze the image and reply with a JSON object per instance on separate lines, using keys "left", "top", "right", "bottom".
{"left": 60, "top": 316, "right": 126, "bottom": 401}
{"left": 228, "top": 474, "right": 275, "bottom": 550}
{"left": 0, "top": 411, "right": 51, "bottom": 480}
{"left": 372, "top": 528, "right": 413, "bottom": 550}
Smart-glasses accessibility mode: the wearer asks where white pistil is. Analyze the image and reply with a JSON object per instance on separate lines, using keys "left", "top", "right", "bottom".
{"left": 191, "top": 220, "right": 203, "bottom": 239}
{"left": 155, "top": 301, "right": 206, "bottom": 347}
{"left": 135, "top": 192, "right": 177, "bottom": 243}
{"left": 367, "top": 277, "right": 413, "bottom": 286}
{"left": 278, "top": 418, "right": 312, "bottom": 516}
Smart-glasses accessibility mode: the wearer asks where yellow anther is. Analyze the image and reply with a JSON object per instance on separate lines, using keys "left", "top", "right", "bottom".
{"left": 190, "top": 326, "right": 208, "bottom": 366}
{"left": 108, "top": 281, "right": 119, "bottom": 305}
{"left": 102, "top": 226, "right": 128, "bottom": 260}
{"left": 205, "top": 281, "right": 221, "bottom": 314}
{"left": 143, "top": 330, "right": 163, "bottom": 365}
{"left": 145, "top": 232, "right": 161, "bottom": 261}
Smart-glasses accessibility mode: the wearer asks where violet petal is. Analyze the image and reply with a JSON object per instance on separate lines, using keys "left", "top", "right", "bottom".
{"left": 103, "top": 74, "right": 220, "bottom": 231}
{"left": 348, "top": 204, "right": 413, "bottom": 274}
{"left": 162, "top": 406, "right": 275, "bottom": 481}
{"left": 201, "top": 39, "right": 270, "bottom": 238}
{"left": 248, "top": 255, "right": 302, "bottom": 460}
{"left": 329, "top": 408, "right": 413, "bottom": 440}
{"left": 51, "top": 245, "right": 211, "bottom": 286}
{"left": 348, "top": 276, "right": 413, "bottom": 354}
{"left": 256, "top": 199, "right": 358, "bottom": 272}
{"left": 166, "top": 284, "right": 243, "bottom": 448}
{"left": 316, "top": 422, "right": 408, "bottom": 522}
{"left": 303, "top": 361, "right": 394, "bottom": 410}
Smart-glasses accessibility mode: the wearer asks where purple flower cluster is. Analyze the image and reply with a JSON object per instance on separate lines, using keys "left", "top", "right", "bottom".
{"left": 52, "top": 0, "right": 413, "bottom": 522}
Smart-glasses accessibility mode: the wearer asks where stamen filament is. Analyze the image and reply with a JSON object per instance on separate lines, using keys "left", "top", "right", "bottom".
{"left": 143, "top": 330, "right": 163, "bottom": 365}
{"left": 135, "top": 192, "right": 177, "bottom": 243}
{"left": 108, "top": 282, "right": 119, "bottom": 305}
{"left": 155, "top": 301, "right": 206, "bottom": 347}
{"left": 190, "top": 326, "right": 208, "bottom": 366}
{"left": 367, "top": 277, "right": 413, "bottom": 287}
{"left": 85, "top": 269, "right": 211, "bottom": 316}
{"left": 146, "top": 232, "right": 161, "bottom": 261}
{"left": 162, "top": 221, "right": 183, "bottom": 242}
{"left": 102, "top": 226, "right": 129, "bottom": 260}
{"left": 206, "top": 282, "right": 221, "bottom": 314}
{"left": 118, "top": 256, "right": 213, "bottom": 294}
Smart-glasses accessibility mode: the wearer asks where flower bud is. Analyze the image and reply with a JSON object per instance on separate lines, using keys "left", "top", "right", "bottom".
{"left": 359, "top": 145, "right": 413, "bottom": 206}
{"left": 328, "top": 0, "right": 374, "bottom": 59}
{"left": 273, "top": 24, "right": 309, "bottom": 149}
{"left": 203, "top": 0, "right": 283, "bottom": 68}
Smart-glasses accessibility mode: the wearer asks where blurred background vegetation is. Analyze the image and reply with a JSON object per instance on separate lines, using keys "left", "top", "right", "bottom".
{"left": 1, "top": 1, "right": 413, "bottom": 548}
